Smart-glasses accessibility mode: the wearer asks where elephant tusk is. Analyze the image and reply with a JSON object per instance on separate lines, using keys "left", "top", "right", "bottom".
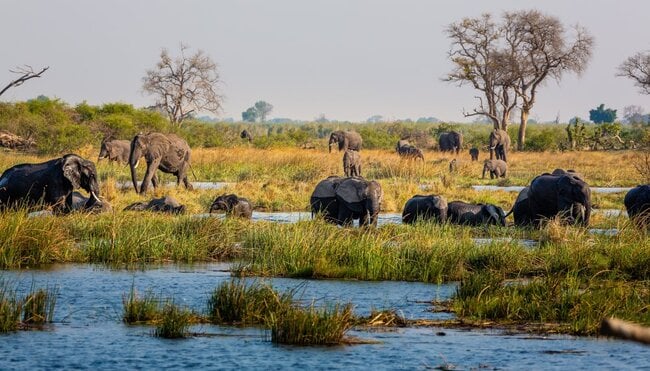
{"left": 91, "top": 191, "right": 101, "bottom": 203}
{"left": 134, "top": 160, "right": 140, "bottom": 169}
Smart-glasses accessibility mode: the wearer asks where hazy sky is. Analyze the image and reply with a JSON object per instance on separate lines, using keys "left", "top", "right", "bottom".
{"left": 1, "top": 0, "right": 648, "bottom": 123}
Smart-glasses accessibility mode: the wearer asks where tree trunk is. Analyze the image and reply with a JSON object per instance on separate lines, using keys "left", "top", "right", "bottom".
{"left": 517, "top": 110, "right": 529, "bottom": 151}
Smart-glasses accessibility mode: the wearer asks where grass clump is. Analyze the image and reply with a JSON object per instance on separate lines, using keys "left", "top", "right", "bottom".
{"left": 0, "top": 279, "right": 58, "bottom": 332}
{"left": 268, "top": 302, "right": 354, "bottom": 345}
{"left": 0, "top": 280, "right": 22, "bottom": 332}
{"left": 154, "top": 301, "right": 191, "bottom": 339}
{"left": 22, "top": 285, "right": 57, "bottom": 325}
{"left": 122, "top": 285, "right": 161, "bottom": 324}
{"left": 207, "top": 279, "right": 292, "bottom": 325}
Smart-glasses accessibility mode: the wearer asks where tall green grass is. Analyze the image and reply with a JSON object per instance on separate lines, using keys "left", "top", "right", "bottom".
{"left": 0, "top": 278, "right": 58, "bottom": 332}
{"left": 122, "top": 285, "right": 161, "bottom": 324}
{"left": 154, "top": 301, "right": 191, "bottom": 339}
{"left": 22, "top": 285, "right": 57, "bottom": 325}
{"left": 267, "top": 302, "right": 354, "bottom": 345}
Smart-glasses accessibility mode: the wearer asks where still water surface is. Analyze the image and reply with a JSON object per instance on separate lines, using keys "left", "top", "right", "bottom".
{"left": 1, "top": 264, "right": 648, "bottom": 370}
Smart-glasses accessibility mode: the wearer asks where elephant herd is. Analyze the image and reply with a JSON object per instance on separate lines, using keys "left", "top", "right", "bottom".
{"left": 2, "top": 129, "right": 650, "bottom": 231}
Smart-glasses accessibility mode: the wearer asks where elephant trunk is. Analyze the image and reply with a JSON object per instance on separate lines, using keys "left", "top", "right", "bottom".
{"left": 328, "top": 141, "right": 333, "bottom": 153}
{"left": 482, "top": 164, "right": 487, "bottom": 179}
{"left": 129, "top": 147, "right": 141, "bottom": 193}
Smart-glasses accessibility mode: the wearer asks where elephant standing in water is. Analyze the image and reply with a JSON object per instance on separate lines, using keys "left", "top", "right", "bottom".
{"left": 335, "top": 177, "right": 383, "bottom": 227}
{"left": 402, "top": 195, "right": 448, "bottom": 224}
{"left": 98, "top": 137, "right": 130, "bottom": 164}
{"left": 210, "top": 193, "right": 253, "bottom": 219}
{"left": 310, "top": 176, "right": 343, "bottom": 224}
{"left": 488, "top": 129, "right": 511, "bottom": 162}
{"left": 328, "top": 131, "right": 362, "bottom": 152}
{"left": 129, "top": 132, "right": 193, "bottom": 194}
{"left": 510, "top": 172, "right": 591, "bottom": 227}
{"left": 0, "top": 154, "right": 101, "bottom": 213}
{"left": 438, "top": 131, "right": 463, "bottom": 154}
{"left": 343, "top": 149, "right": 361, "bottom": 177}
{"left": 447, "top": 201, "right": 506, "bottom": 226}
{"left": 624, "top": 185, "right": 650, "bottom": 228}
{"left": 124, "top": 195, "right": 186, "bottom": 214}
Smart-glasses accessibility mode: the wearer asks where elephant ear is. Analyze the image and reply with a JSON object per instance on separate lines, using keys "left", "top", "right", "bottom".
{"left": 515, "top": 187, "right": 530, "bottom": 204}
{"left": 62, "top": 156, "right": 82, "bottom": 189}
{"left": 431, "top": 195, "right": 447, "bottom": 209}
{"left": 312, "top": 177, "right": 341, "bottom": 198}
{"left": 336, "top": 178, "right": 366, "bottom": 203}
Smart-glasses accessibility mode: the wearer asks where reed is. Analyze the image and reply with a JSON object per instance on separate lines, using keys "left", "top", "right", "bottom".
{"left": 267, "top": 302, "right": 354, "bottom": 345}
{"left": 206, "top": 279, "right": 293, "bottom": 325}
{"left": 0, "top": 279, "right": 21, "bottom": 332}
{"left": 22, "top": 284, "right": 57, "bottom": 325}
{"left": 122, "top": 285, "right": 162, "bottom": 324}
{"left": 154, "top": 301, "right": 191, "bottom": 339}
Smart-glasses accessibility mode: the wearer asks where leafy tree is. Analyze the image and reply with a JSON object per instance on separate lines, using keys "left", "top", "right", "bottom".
{"left": 242, "top": 107, "right": 257, "bottom": 122}
{"left": 142, "top": 44, "right": 222, "bottom": 126}
{"left": 618, "top": 51, "right": 650, "bottom": 95}
{"left": 366, "top": 115, "right": 384, "bottom": 123}
{"left": 254, "top": 101, "right": 273, "bottom": 122}
{"left": 589, "top": 104, "right": 617, "bottom": 124}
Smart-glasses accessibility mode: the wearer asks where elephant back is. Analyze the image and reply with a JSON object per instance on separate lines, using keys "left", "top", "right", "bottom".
{"left": 335, "top": 177, "right": 367, "bottom": 203}
{"left": 312, "top": 176, "right": 343, "bottom": 198}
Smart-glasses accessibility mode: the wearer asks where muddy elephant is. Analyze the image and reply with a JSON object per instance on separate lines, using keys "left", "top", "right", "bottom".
{"left": 0, "top": 154, "right": 101, "bottom": 213}
{"left": 343, "top": 149, "right": 361, "bottom": 177}
{"left": 328, "top": 131, "right": 362, "bottom": 153}
{"left": 482, "top": 159, "right": 507, "bottom": 179}
{"left": 510, "top": 172, "right": 591, "bottom": 226}
{"left": 210, "top": 193, "right": 253, "bottom": 218}
{"left": 129, "top": 132, "right": 193, "bottom": 194}
{"left": 335, "top": 177, "right": 383, "bottom": 227}
{"left": 624, "top": 185, "right": 650, "bottom": 228}
{"left": 447, "top": 201, "right": 506, "bottom": 226}
{"left": 240, "top": 130, "right": 253, "bottom": 143}
{"left": 310, "top": 176, "right": 344, "bottom": 224}
{"left": 438, "top": 131, "right": 463, "bottom": 154}
{"left": 68, "top": 191, "right": 112, "bottom": 213}
{"left": 98, "top": 137, "right": 130, "bottom": 164}
{"left": 469, "top": 147, "right": 479, "bottom": 161}
{"left": 124, "top": 195, "right": 186, "bottom": 214}
{"left": 488, "top": 129, "right": 511, "bottom": 162}
{"left": 396, "top": 142, "right": 424, "bottom": 161}
{"left": 402, "top": 195, "right": 448, "bottom": 224}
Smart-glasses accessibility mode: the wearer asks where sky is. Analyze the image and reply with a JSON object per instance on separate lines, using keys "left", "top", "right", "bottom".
{"left": 1, "top": 0, "right": 649, "bottom": 123}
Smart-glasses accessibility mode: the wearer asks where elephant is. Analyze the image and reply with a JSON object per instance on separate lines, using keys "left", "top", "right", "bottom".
{"left": 488, "top": 129, "right": 511, "bottom": 162}
{"left": 510, "top": 172, "right": 591, "bottom": 227}
{"left": 343, "top": 149, "right": 361, "bottom": 177}
{"left": 0, "top": 154, "right": 101, "bottom": 213}
{"left": 624, "top": 185, "right": 650, "bottom": 228}
{"left": 447, "top": 201, "right": 506, "bottom": 226}
{"left": 335, "top": 177, "right": 383, "bottom": 227}
{"left": 310, "top": 176, "right": 344, "bottom": 224}
{"left": 240, "top": 130, "right": 253, "bottom": 142}
{"left": 328, "top": 131, "right": 362, "bottom": 153}
{"left": 469, "top": 147, "right": 479, "bottom": 161}
{"left": 438, "top": 131, "right": 463, "bottom": 154}
{"left": 124, "top": 195, "right": 186, "bottom": 214}
{"left": 209, "top": 193, "right": 253, "bottom": 218}
{"left": 402, "top": 195, "right": 448, "bottom": 224}
{"left": 68, "top": 191, "right": 112, "bottom": 213}
{"left": 396, "top": 142, "right": 424, "bottom": 161}
{"left": 482, "top": 159, "right": 507, "bottom": 179}
{"left": 98, "top": 137, "right": 130, "bottom": 164}
{"left": 129, "top": 132, "right": 193, "bottom": 194}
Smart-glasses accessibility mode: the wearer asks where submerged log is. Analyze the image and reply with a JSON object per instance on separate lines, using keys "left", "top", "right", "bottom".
{"left": 600, "top": 317, "right": 650, "bottom": 345}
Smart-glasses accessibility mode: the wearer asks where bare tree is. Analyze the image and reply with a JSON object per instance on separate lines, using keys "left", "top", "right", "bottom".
{"left": 0, "top": 65, "right": 49, "bottom": 97}
{"left": 504, "top": 10, "right": 593, "bottom": 150}
{"left": 142, "top": 44, "right": 222, "bottom": 126}
{"left": 618, "top": 51, "right": 650, "bottom": 95}
{"left": 445, "top": 14, "right": 518, "bottom": 131}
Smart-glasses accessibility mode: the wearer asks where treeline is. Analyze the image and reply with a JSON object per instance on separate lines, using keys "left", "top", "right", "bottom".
{"left": 0, "top": 97, "right": 648, "bottom": 155}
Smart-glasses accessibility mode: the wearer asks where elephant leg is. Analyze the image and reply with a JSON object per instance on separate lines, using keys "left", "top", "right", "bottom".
{"left": 338, "top": 206, "right": 353, "bottom": 227}
{"left": 141, "top": 159, "right": 161, "bottom": 194}
{"left": 151, "top": 173, "right": 159, "bottom": 189}
{"left": 178, "top": 163, "right": 193, "bottom": 190}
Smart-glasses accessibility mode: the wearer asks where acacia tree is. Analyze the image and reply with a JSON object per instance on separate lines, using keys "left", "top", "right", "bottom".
{"left": 0, "top": 65, "right": 49, "bottom": 97}
{"left": 618, "top": 51, "right": 650, "bottom": 95}
{"left": 142, "top": 44, "right": 222, "bottom": 126}
{"left": 504, "top": 10, "right": 593, "bottom": 149}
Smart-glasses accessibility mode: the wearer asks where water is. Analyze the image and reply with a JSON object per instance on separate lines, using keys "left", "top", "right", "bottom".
{"left": 471, "top": 185, "right": 632, "bottom": 194}
{"left": 117, "top": 181, "right": 233, "bottom": 190}
{"left": 1, "top": 264, "right": 648, "bottom": 370}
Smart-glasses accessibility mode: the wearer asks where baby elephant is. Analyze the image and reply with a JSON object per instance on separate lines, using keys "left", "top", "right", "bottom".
{"left": 482, "top": 159, "right": 507, "bottom": 179}
{"left": 469, "top": 147, "right": 479, "bottom": 161}
{"left": 124, "top": 195, "right": 186, "bottom": 214}
{"left": 343, "top": 149, "right": 361, "bottom": 177}
{"left": 210, "top": 194, "right": 253, "bottom": 218}
{"left": 447, "top": 201, "right": 506, "bottom": 226}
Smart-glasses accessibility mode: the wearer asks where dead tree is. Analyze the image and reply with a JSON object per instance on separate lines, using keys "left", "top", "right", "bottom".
{"left": 0, "top": 65, "right": 49, "bottom": 97}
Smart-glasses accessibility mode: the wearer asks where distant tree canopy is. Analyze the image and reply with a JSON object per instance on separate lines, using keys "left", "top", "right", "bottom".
{"left": 366, "top": 115, "right": 384, "bottom": 123}
{"left": 142, "top": 44, "right": 222, "bottom": 127}
{"left": 589, "top": 104, "right": 617, "bottom": 124}
{"left": 445, "top": 10, "right": 593, "bottom": 150}
{"left": 241, "top": 100, "right": 273, "bottom": 122}
{"left": 618, "top": 51, "right": 650, "bottom": 95}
